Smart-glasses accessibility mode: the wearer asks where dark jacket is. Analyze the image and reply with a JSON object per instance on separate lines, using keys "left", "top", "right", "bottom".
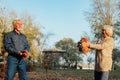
{"left": 3, "top": 30, "right": 30, "bottom": 58}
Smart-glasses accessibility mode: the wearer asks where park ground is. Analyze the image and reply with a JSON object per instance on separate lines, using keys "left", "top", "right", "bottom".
{"left": 28, "top": 68, "right": 120, "bottom": 80}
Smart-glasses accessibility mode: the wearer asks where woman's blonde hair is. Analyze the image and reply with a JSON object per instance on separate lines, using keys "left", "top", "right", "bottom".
{"left": 103, "top": 25, "right": 113, "bottom": 37}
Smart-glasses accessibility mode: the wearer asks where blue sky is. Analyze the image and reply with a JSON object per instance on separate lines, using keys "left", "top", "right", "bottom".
{"left": 6, "top": 0, "right": 92, "bottom": 47}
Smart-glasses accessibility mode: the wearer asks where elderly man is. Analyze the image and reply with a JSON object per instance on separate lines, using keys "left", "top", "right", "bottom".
{"left": 79, "top": 25, "right": 114, "bottom": 80}
{"left": 3, "top": 20, "right": 30, "bottom": 80}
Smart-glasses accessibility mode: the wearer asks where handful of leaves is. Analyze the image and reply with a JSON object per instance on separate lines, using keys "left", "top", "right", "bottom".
{"left": 77, "top": 37, "right": 90, "bottom": 54}
{"left": 20, "top": 50, "right": 29, "bottom": 60}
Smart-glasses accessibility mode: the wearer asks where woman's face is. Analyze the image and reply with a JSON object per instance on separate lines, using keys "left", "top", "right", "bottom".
{"left": 102, "top": 29, "right": 107, "bottom": 38}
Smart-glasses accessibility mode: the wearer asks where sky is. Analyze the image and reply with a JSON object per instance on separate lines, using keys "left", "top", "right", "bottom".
{"left": 6, "top": 0, "right": 92, "bottom": 47}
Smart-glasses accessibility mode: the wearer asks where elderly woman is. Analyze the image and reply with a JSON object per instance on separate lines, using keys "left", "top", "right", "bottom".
{"left": 89, "top": 25, "right": 114, "bottom": 80}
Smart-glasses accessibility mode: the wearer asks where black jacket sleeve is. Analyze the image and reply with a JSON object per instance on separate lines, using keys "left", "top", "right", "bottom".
{"left": 3, "top": 33, "right": 18, "bottom": 54}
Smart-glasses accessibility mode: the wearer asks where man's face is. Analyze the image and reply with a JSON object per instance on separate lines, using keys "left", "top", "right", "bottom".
{"left": 13, "top": 20, "right": 22, "bottom": 31}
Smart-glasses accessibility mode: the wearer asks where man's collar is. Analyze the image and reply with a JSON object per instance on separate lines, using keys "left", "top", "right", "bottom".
{"left": 13, "top": 29, "right": 21, "bottom": 35}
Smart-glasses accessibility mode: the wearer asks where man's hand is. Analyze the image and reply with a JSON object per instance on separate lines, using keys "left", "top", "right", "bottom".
{"left": 19, "top": 50, "right": 29, "bottom": 60}
{"left": 18, "top": 51, "right": 23, "bottom": 55}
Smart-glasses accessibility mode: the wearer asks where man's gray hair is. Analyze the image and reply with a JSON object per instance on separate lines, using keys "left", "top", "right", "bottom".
{"left": 103, "top": 25, "right": 113, "bottom": 36}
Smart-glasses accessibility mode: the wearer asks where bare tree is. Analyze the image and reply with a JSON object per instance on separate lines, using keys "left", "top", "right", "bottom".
{"left": 86, "top": 0, "right": 119, "bottom": 39}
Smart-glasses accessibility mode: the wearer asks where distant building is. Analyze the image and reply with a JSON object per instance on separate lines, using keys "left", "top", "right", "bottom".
{"left": 59, "top": 61, "right": 95, "bottom": 70}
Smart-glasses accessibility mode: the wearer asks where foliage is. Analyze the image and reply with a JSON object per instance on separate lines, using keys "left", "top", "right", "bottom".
{"left": 114, "top": 1, "right": 120, "bottom": 41}
{"left": 20, "top": 12, "right": 43, "bottom": 59}
{"left": 87, "top": 54, "right": 95, "bottom": 67}
{"left": 86, "top": 0, "right": 120, "bottom": 39}
{"left": 55, "top": 38, "right": 82, "bottom": 67}
{"left": 113, "top": 48, "right": 120, "bottom": 64}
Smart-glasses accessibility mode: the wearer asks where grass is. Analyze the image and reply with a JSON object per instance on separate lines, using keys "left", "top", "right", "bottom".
{"left": 35, "top": 68, "right": 120, "bottom": 80}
